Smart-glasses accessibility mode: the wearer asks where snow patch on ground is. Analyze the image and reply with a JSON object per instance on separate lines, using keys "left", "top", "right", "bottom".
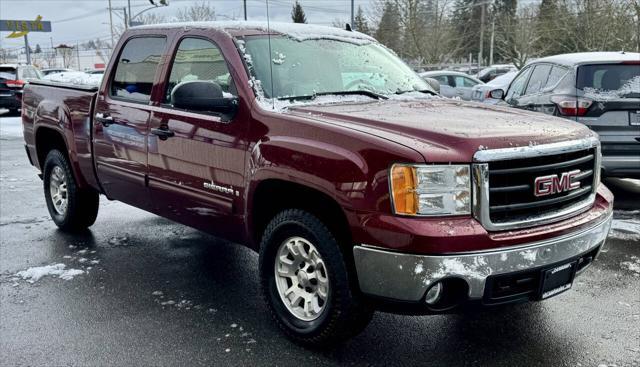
{"left": 15, "top": 264, "right": 84, "bottom": 283}
{"left": 621, "top": 256, "right": 640, "bottom": 274}
{"left": 609, "top": 214, "right": 640, "bottom": 241}
{"left": 0, "top": 116, "right": 23, "bottom": 138}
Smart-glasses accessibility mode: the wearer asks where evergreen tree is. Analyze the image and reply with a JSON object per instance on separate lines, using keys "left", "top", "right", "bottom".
{"left": 450, "top": 0, "right": 485, "bottom": 61}
{"left": 34, "top": 44, "right": 42, "bottom": 53}
{"left": 375, "top": 1, "right": 402, "bottom": 52}
{"left": 492, "top": 0, "right": 518, "bottom": 62}
{"left": 291, "top": 1, "right": 307, "bottom": 23}
{"left": 354, "top": 6, "right": 371, "bottom": 35}
{"left": 535, "top": 0, "right": 566, "bottom": 54}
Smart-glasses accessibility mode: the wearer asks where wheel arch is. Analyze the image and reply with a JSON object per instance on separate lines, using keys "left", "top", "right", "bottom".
{"left": 249, "top": 178, "right": 354, "bottom": 253}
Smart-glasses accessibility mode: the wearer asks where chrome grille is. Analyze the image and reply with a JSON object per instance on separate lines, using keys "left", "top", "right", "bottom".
{"left": 472, "top": 137, "right": 600, "bottom": 231}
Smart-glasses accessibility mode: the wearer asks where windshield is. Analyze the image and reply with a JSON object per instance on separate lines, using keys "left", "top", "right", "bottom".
{"left": 577, "top": 63, "right": 640, "bottom": 100}
{"left": 240, "top": 36, "right": 431, "bottom": 100}
{"left": 0, "top": 67, "right": 17, "bottom": 81}
{"left": 487, "top": 71, "right": 517, "bottom": 87}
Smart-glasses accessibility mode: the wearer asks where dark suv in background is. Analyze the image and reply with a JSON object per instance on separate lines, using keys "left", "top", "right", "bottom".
{"left": 499, "top": 52, "right": 640, "bottom": 178}
{"left": 0, "top": 64, "right": 42, "bottom": 114}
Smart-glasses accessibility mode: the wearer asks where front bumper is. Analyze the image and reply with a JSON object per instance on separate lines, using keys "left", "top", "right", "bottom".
{"left": 353, "top": 210, "right": 612, "bottom": 304}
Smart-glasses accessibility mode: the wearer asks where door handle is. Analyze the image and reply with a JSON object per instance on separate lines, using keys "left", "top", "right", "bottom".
{"left": 151, "top": 127, "right": 175, "bottom": 141}
{"left": 95, "top": 112, "right": 113, "bottom": 127}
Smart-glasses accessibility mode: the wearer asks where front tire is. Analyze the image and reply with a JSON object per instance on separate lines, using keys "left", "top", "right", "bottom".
{"left": 259, "top": 209, "right": 373, "bottom": 347}
{"left": 43, "top": 149, "right": 99, "bottom": 231}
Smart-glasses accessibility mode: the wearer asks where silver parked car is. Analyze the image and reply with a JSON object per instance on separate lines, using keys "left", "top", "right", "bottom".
{"left": 419, "top": 70, "right": 483, "bottom": 100}
{"left": 471, "top": 71, "right": 517, "bottom": 104}
{"left": 495, "top": 52, "right": 640, "bottom": 178}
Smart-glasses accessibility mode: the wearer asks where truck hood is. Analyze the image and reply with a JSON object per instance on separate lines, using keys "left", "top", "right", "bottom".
{"left": 289, "top": 98, "right": 595, "bottom": 162}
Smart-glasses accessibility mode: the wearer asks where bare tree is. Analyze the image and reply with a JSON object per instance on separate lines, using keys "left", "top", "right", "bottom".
{"left": 55, "top": 45, "right": 74, "bottom": 68}
{"left": 175, "top": 1, "right": 216, "bottom": 22}
{"left": 43, "top": 50, "right": 58, "bottom": 68}
{"left": 495, "top": 6, "right": 543, "bottom": 68}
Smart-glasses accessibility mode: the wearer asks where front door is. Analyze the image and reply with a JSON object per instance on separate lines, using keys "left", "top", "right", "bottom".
{"left": 147, "top": 36, "right": 248, "bottom": 240}
{"left": 93, "top": 36, "right": 167, "bottom": 210}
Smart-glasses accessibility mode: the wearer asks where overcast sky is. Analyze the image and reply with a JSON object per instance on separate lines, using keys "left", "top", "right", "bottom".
{"left": 1, "top": 0, "right": 376, "bottom": 51}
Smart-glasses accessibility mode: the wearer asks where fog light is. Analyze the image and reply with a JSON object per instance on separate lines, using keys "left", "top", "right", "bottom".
{"left": 425, "top": 282, "right": 443, "bottom": 305}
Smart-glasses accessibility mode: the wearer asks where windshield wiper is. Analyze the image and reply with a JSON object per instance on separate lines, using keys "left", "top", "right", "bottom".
{"left": 279, "top": 90, "right": 388, "bottom": 101}
{"left": 395, "top": 89, "right": 438, "bottom": 96}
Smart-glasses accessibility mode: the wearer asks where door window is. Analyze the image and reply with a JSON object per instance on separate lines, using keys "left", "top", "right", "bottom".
{"left": 505, "top": 67, "right": 532, "bottom": 101}
{"left": 544, "top": 65, "right": 569, "bottom": 90}
{"left": 110, "top": 37, "right": 166, "bottom": 102}
{"left": 164, "top": 38, "right": 235, "bottom": 103}
{"left": 432, "top": 75, "right": 448, "bottom": 85}
{"left": 524, "top": 64, "right": 552, "bottom": 95}
{"left": 454, "top": 76, "right": 479, "bottom": 87}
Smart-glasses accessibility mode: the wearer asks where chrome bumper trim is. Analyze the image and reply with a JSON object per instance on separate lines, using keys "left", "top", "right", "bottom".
{"left": 353, "top": 212, "right": 612, "bottom": 302}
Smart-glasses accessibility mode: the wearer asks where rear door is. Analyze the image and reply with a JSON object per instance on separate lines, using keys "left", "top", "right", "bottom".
{"left": 92, "top": 35, "right": 168, "bottom": 210}
{"left": 453, "top": 75, "right": 481, "bottom": 100}
{"left": 576, "top": 62, "right": 640, "bottom": 169}
{"left": 147, "top": 34, "right": 249, "bottom": 240}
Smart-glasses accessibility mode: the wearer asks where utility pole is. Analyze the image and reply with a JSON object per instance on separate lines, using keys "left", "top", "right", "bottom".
{"left": 243, "top": 0, "right": 247, "bottom": 20}
{"left": 108, "top": 0, "right": 115, "bottom": 51}
{"left": 76, "top": 41, "right": 81, "bottom": 70}
{"left": 489, "top": 18, "right": 495, "bottom": 66}
{"left": 123, "top": 7, "right": 128, "bottom": 30}
{"left": 127, "top": 0, "right": 132, "bottom": 27}
{"left": 24, "top": 34, "right": 31, "bottom": 64}
{"left": 478, "top": 1, "right": 485, "bottom": 67}
{"left": 350, "top": 0, "right": 355, "bottom": 30}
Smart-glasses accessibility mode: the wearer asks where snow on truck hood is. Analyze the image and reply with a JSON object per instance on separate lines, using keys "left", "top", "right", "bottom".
{"left": 289, "top": 98, "right": 595, "bottom": 163}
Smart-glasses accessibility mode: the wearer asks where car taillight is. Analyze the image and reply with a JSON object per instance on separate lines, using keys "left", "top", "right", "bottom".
{"left": 550, "top": 95, "right": 593, "bottom": 116}
{"left": 5, "top": 80, "right": 25, "bottom": 88}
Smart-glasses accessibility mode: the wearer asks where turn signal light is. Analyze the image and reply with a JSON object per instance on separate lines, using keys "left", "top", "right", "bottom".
{"left": 391, "top": 165, "right": 417, "bottom": 215}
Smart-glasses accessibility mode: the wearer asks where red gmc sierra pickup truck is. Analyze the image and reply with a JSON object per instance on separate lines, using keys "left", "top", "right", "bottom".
{"left": 21, "top": 22, "right": 613, "bottom": 346}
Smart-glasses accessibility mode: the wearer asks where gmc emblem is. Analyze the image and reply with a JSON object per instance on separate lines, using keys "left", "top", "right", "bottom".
{"left": 534, "top": 170, "right": 581, "bottom": 197}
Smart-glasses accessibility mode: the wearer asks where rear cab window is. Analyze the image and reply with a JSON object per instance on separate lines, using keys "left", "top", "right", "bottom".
{"left": 110, "top": 37, "right": 167, "bottom": 102}
{"left": 577, "top": 63, "right": 640, "bottom": 99}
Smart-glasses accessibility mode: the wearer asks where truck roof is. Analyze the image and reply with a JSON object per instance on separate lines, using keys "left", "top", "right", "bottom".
{"left": 132, "top": 21, "right": 375, "bottom": 44}
{"left": 533, "top": 51, "right": 640, "bottom": 66}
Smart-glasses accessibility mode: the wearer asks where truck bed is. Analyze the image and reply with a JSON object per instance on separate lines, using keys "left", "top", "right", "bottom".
{"left": 22, "top": 80, "right": 100, "bottom": 190}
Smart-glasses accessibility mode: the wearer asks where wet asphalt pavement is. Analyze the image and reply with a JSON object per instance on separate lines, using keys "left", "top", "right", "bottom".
{"left": 0, "top": 110, "right": 639, "bottom": 366}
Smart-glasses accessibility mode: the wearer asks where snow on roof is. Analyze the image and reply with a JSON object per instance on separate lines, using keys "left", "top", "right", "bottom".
{"left": 534, "top": 51, "right": 640, "bottom": 66}
{"left": 134, "top": 21, "right": 375, "bottom": 44}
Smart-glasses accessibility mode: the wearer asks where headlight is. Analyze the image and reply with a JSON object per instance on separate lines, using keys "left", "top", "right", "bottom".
{"left": 390, "top": 164, "right": 471, "bottom": 216}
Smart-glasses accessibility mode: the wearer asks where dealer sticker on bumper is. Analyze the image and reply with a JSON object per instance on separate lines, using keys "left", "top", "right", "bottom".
{"left": 540, "top": 261, "right": 577, "bottom": 300}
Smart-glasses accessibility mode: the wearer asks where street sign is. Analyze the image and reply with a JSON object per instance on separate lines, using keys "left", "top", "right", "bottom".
{"left": 1, "top": 16, "right": 51, "bottom": 38}
{"left": 0, "top": 16, "right": 51, "bottom": 64}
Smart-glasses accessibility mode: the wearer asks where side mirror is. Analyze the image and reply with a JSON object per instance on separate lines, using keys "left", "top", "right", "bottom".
{"left": 423, "top": 77, "right": 440, "bottom": 94}
{"left": 171, "top": 80, "right": 238, "bottom": 118}
{"left": 489, "top": 89, "right": 504, "bottom": 99}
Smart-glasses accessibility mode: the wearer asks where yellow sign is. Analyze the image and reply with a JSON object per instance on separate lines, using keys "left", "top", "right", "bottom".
{"left": 2, "top": 16, "right": 52, "bottom": 38}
